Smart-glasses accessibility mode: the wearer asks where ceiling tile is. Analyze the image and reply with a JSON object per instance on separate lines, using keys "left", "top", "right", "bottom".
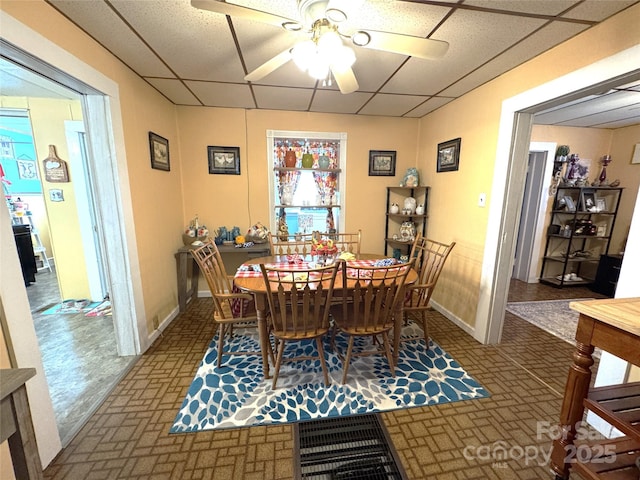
{"left": 403, "top": 96, "right": 455, "bottom": 118}
{"left": 557, "top": 106, "right": 640, "bottom": 127}
{"left": 110, "top": 0, "right": 247, "bottom": 82}
{"left": 185, "top": 81, "right": 256, "bottom": 108}
{"left": 562, "top": 0, "right": 638, "bottom": 21}
{"left": 381, "top": 8, "right": 547, "bottom": 95}
{"left": 535, "top": 91, "right": 640, "bottom": 124}
{"left": 439, "top": 21, "right": 588, "bottom": 97}
{"left": 309, "top": 90, "right": 373, "bottom": 114}
{"left": 358, "top": 93, "right": 430, "bottom": 116}
{"left": 463, "top": 0, "right": 579, "bottom": 16}
{"left": 252, "top": 85, "right": 314, "bottom": 111}
{"left": 145, "top": 78, "right": 202, "bottom": 105}
{"left": 49, "top": 0, "right": 174, "bottom": 77}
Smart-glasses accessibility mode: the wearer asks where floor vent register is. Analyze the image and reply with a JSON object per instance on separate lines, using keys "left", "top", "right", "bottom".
{"left": 294, "top": 413, "right": 408, "bottom": 479}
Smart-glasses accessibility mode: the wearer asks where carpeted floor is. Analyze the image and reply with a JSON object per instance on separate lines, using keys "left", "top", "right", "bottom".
{"left": 171, "top": 322, "right": 489, "bottom": 433}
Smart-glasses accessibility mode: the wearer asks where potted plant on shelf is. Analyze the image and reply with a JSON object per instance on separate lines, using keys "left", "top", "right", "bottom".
{"left": 556, "top": 145, "right": 570, "bottom": 162}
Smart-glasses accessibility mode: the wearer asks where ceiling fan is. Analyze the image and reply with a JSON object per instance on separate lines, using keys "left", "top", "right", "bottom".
{"left": 191, "top": 0, "right": 449, "bottom": 94}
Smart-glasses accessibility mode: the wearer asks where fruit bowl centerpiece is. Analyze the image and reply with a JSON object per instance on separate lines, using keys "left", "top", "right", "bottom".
{"left": 311, "top": 238, "right": 338, "bottom": 265}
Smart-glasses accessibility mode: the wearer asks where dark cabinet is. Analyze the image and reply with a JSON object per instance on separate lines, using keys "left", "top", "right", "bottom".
{"left": 12, "top": 224, "right": 37, "bottom": 285}
{"left": 590, "top": 254, "right": 623, "bottom": 297}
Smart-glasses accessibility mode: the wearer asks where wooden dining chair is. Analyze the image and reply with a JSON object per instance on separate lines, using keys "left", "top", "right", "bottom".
{"left": 190, "top": 239, "right": 263, "bottom": 367}
{"left": 260, "top": 261, "right": 340, "bottom": 389}
{"left": 268, "top": 233, "right": 314, "bottom": 255}
{"left": 403, "top": 233, "right": 456, "bottom": 347}
{"left": 330, "top": 259, "right": 414, "bottom": 384}
{"left": 320, "top": 230, "right": 361, "bottom": 254}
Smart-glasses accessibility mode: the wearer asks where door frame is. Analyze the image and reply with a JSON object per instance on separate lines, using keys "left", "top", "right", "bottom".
{"left": 512, "top": 142, "right": 556, "bottom": 283}
{"left": 474, "top": 45, "right": 640, "bottom": 346}
{"left": 1, "top": 11, "right": 146, "bottom": 466}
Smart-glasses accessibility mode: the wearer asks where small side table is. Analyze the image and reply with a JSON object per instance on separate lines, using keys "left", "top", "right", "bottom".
{"left": 0, "top": 368, "right": 42, "bottom": 479}
{"left": 175, "top": 245, "right": 200, "bottom": 313}
{"left": 175, "top": 243, "right": 271, "bottom": 313}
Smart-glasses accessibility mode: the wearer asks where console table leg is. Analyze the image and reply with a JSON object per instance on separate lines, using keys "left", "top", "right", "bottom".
{"left": 550, "top": 341, "right": 595, "bottom": 479}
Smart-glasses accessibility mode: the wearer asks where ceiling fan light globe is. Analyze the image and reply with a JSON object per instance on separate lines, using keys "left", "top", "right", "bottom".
{"left": 318, "top": 30, "right": 342, "bottom": 52}
{"left": 309, "top": 62, "right": 330, "bottom": 80}
{"left": 291, "top": 40, "right": 316, "bottom": 70}
{"left": 332, "top": 46, "right": 355, "bottom": 71}
{"left": 352, "top": 31, "right": 371, "bottom": 47}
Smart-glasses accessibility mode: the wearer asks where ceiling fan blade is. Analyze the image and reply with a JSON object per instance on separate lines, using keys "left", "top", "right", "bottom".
{"left": 330, "top": 65, "right": 359, "bottom": 94}
{"left": 191, "top": 0, "right": 300, "bottom": 29}
{"left": 245, "top": 49, "right": 292, "bottom": 82}
{"left": 355, "top": 30, "right": 449, "bottom": 60}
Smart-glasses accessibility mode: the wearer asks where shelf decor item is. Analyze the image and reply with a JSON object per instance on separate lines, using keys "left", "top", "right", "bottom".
{"left": 302, "top": 152, "right": 314, "bottom": 168}
{"left": 284, "top": 148, "right": 297, "bottom": 167}
{"left": 208, "top": 146, "right": 241, "bottom": 175}
{"left": 437, "top": 138, "right": 461, "bottom": 172}
{"left": 318, "top": 154, "right": 330, "bottom": 169}
{"left": 402, "top": 168, "right": 419, "bottom": 187}
{"left": 597, "top": 155, "right": 612, "bottom": 185}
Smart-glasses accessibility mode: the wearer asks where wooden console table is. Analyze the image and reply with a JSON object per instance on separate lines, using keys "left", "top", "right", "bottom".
{"left": 550, "top": 297, "right": 640, "bottom": 480}
{"left": 0, "top": 368, "right": 43, "bottom": 479}
{"left": 175, "top": 243, "right": 270, "bottom": 312}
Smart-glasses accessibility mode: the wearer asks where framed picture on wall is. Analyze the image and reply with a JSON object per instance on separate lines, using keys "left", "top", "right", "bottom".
{"left": 437, "top": 138, "right": 461, "bottom": 172}
{"left": 208, "top": 146, "right": 241, "bottom": 175}
{"left": 149, "top": 132, "right": 170, "bottom": 171}
{"left": 368, "top": 150, "right": 396, "bottom": 176}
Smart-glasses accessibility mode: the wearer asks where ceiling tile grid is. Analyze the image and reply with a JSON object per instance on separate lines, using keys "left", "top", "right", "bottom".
{"left": 31, "top": 0, "right": 639, "bottom": 126}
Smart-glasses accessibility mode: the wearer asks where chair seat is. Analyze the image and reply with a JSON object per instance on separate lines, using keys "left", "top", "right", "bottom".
{"left": 330, "top": 307, "right": 393, "bottom": 335}
{"left": 215, "top": 301, "right": 257, "bottom": 324}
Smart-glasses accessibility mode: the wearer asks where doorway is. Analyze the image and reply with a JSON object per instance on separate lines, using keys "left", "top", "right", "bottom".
{"left": 475, "top": 49, "right": 640, "bottom": 346}
{"left": 1, "top": 66, "right": 136, "bottom": 445}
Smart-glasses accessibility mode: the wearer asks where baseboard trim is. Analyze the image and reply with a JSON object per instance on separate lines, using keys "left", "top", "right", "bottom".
{"left": 430, "top": 300, "right": 476, "bottom": 337}
{"left": 146, "top": 306, "right": 179, "bottom": 348}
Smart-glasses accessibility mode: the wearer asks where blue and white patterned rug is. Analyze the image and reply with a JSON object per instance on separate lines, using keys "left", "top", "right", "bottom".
{"left": 170, "top": 323, "right": 490, "bottom": 433}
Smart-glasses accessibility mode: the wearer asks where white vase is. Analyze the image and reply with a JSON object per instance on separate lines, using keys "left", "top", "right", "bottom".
{"left": 416, "top": 204, "right": 424, "bottom": 215}
{"left": 403, "top": 197, "right": 416, "bottom": 214}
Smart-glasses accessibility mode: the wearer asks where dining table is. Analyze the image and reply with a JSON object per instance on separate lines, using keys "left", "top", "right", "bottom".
{"left": 233, "top": 253, "right": 417, "bottom": 378}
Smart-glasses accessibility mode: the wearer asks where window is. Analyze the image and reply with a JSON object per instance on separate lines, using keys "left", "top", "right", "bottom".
{"left": 267, "top": 130, "right": 347, "bottom": 236}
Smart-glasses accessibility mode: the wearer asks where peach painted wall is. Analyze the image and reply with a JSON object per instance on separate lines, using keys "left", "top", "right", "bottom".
{"left": 607, "top": 125, "right": 640, "bottom": 254}
{"left": 417, "top": 4, "right": 640, "bottom": 328}
{"left": 0, "top": 1, "right": 184, "bottom": 334}
{"left": 177, "top": 107, "right": 420, "bottom": 255}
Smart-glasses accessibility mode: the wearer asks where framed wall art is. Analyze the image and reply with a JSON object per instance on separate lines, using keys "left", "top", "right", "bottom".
{"left": 437, "top": 137, "right": 461, "bottom": 172}
{"left": 208, "top": 146, "right": 241, "bottom": 175}
{"left": 149, "top": 132, "right": 170, "bottom": 171}
{"left": 368, "top": 150, "right": 396, "bottom": 176}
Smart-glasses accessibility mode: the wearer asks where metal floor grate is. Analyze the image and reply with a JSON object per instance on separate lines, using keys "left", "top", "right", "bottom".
{"left": 294, "top": 414, "right": 408, "bottom": 479}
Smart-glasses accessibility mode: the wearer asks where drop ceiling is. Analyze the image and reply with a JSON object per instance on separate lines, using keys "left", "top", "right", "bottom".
{"left": 1, "top": 0, "right": 639, "bottom": 128}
